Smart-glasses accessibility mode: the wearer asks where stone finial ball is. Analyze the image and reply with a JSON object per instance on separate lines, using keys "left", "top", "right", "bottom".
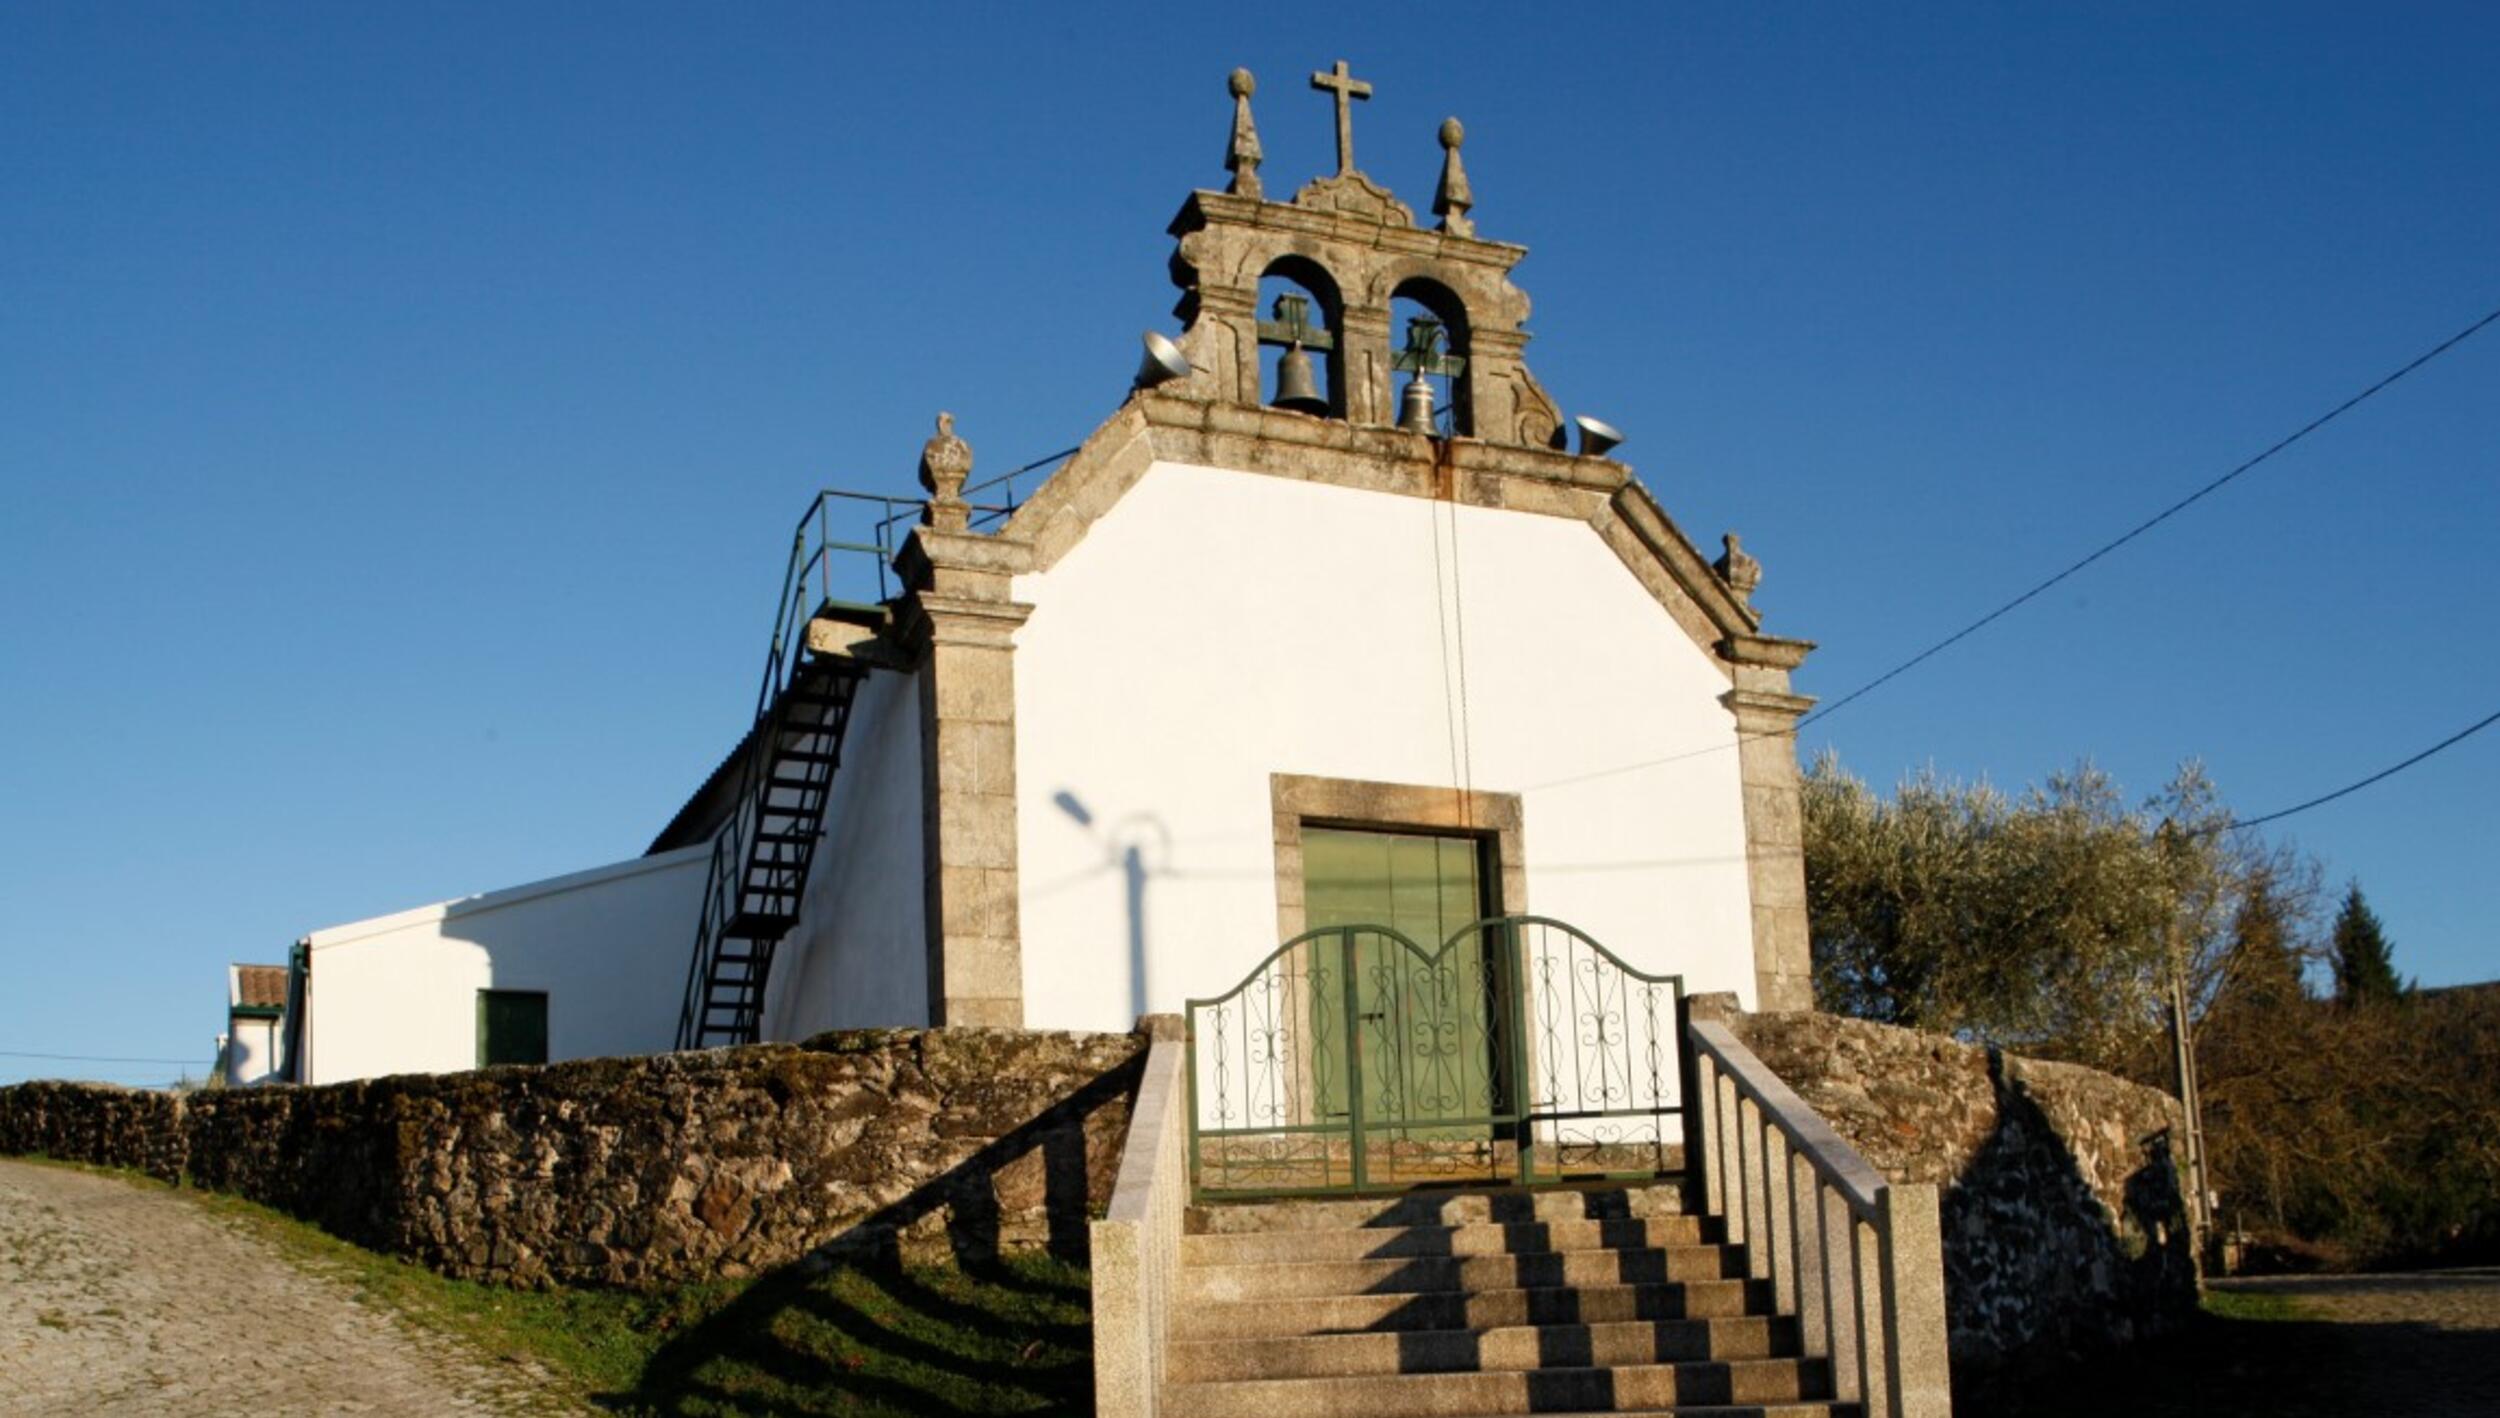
{"left": 1229, "top": 68, "right": 1256, "bottom": 98}
{"left": 1440, "top": 117, "right": 1465, "bottom": 149}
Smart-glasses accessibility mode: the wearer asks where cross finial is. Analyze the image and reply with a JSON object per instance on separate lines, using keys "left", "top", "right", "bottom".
{"left": 1310, "top": 59, "right": 1372, "bottom": 175}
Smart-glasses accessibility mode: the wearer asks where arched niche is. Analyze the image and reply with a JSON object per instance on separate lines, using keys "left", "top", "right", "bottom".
{"left": 1255, "top": 256, "right": 1346, "bottom": 419}
{"left": 1389, "top": 276, "right": 1472, "bottom": 437}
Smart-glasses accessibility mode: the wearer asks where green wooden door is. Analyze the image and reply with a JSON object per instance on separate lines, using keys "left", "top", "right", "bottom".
{"left": 1304, "top": 828, "right": 1498, "bottom": 1144}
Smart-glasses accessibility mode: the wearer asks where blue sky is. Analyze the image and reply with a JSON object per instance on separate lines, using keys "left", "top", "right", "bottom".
{"left": 4, "top": 4, "right": 2493, "bottom": 1085}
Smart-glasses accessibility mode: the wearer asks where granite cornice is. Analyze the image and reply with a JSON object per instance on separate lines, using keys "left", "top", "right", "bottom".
{"left": 1172, "top": 190, "right": 1529, "bottom": 271}
{"left": 892, "top": 592, "right": 1035, "bottom": 654}
{"left": 1720, "top": 686, "right": 1818, "bottom": 724}
{"left": 1608, "top": 479, "right": 1765, "bottom": 639}
{"left": 894, "top": 526, "right": 1033, "bottom": 618}
{"left": 897, "top": 526, "right": 1034, "bottom": 581}
{"left": 1720, "top": 632, "right": 1816, "bottom": 672}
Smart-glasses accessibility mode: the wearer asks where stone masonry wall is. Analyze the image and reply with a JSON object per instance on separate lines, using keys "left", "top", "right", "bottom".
{"left": 0, "top": 1027, "right": 1144, "bottom": 1290}
{"left": 0, "top": 1080, "right": 189, "bottom": 1183}
{"left": 1724, "top": 1009, "right": 2197, "bottom": 1376}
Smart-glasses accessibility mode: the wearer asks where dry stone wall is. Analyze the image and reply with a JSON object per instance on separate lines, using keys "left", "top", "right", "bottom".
{"left": 0, "top": 1080, "right": 189, "bottom": 1183}
{"left": 1723, "top": 1008, "right": 2198, "bottom": 1375}
{"left": 0, "top": 1027, "right": 1144, "bottom": 1290}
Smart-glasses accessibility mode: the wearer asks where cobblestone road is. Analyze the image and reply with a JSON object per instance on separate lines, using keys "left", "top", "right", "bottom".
{"left": 0, "top": 1159, "right": 573, "bottom": 1416}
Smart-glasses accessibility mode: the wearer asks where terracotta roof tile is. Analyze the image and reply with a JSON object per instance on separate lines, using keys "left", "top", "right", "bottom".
{"left": 234, "top": 964, "right": 288, "bottom": 1010}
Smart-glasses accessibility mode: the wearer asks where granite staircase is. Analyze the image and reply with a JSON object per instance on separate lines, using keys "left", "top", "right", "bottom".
{"left": 1166, "top": 1183, "right": 1854, "bottom": 1418}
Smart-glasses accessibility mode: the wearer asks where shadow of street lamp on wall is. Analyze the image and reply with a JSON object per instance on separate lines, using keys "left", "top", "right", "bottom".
{"left": 1051, "top": 790, "right": 1172, "bottom": 1024}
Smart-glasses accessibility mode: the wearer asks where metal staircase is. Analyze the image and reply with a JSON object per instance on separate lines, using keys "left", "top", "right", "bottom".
{"left": 673, "top": 490, "right": 914, "bottom": 1051}
{"left": 675, "top": 650, "right": 870, "bottom": 1048}
{"left": 672, "top": 457, "right": 1069, "bottom": 1051}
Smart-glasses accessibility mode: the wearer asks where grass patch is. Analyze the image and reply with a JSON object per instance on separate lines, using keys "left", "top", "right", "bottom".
{"left": 2200, "top": 1286, "right": 2306, "bottom": 1323}
{"left": 11, "top": 1158, "right": 1092, "bottom": 1416}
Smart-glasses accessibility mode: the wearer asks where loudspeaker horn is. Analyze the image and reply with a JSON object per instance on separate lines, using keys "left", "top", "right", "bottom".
{"left": 1575, "top": 415, "right": 1626, "bottom": 458}
{"left": 1134, "top": 331, "right": 1193, "bottom": 390}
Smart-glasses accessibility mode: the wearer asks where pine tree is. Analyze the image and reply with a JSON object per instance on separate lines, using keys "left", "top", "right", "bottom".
{"left": 2332, "top": 882, "right": 2403, "bottom": 1007}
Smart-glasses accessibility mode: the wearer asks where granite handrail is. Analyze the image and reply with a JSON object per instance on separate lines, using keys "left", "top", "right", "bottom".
{"left": 1689, "top": 1019, "right": 1953, "bottom": 1418}
{"left": 1089, "top": 1033, "right": 1188, "bottom": 1418}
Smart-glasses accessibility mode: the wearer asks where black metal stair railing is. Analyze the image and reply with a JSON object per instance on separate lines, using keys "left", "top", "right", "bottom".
{"left": 672, "top": 450, "right": 1072, "bottom": 1051}
{"left": 673, "top": 490, "right": 909, "bottom": 1050}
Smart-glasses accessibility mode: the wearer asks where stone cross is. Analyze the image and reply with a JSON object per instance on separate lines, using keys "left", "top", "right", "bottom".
{"left": 1310, "top": 59, "right": 1372, "bottom": 175}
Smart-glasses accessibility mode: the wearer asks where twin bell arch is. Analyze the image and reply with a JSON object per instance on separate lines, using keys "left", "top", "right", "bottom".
{"left": 1161, "top": 127, "right": 1565, "bottom": 449}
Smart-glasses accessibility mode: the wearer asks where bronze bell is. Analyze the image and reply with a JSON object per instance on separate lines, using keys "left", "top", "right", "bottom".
{"left": 1397, "top": 372, "right": 1438, "bottom": 435}
{"left": 1271, "top": 342, "right": 1328, "bottom": 416}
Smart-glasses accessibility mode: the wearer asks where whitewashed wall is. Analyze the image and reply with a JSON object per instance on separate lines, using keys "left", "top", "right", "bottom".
{"left": 299, "top": 845, "right": 708, "bottom": 1084}
{"left": 1012, "top": 461, "right": 1757, "bottom": 1035}
{"left": 225, "top": 1015, "right": 281, "bottom": 1086}
{"left": 763, "top": 664, "right": 930, "bottom": 1038}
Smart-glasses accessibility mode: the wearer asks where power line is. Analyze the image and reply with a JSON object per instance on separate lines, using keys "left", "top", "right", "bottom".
{"left": 1797, "top": 299, "right": 2500, "bottom": 733}
{"left": 1529, "top": 298, "right": 2500, "bottom": 793}
{"left": 2202, "top": 705, "right": 2500, "bottom": 835}
{"left": 0, "top": 1049, "right": 200, "bottom": 1066}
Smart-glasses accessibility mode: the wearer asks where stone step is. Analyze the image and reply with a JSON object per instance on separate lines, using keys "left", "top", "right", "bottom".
{"left": 1190, "top": 1182, "right": 1697, "bottom": 1235}
{"left": 1163, "top": 1356, "right": 1836, "bottom": 1418}
{"left": 1172, "top": 1278, "right": 1779, "bottom": 1339}
{"left": 1168, "top": 1315, "right": 1802, "bottom": 1383}
{"left": 1181, "top": 1216, "right": 1717, "bottom": 1267}
{"left": 1185, "top": 1245, "right": 1749, "bottom": 1303}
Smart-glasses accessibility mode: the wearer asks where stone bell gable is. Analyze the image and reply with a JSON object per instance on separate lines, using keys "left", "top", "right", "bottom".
{"left": 1159, "top": 66, "right": 1563, "bottom": 450}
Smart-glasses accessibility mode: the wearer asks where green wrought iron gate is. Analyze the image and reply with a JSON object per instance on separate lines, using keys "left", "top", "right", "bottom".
{"left": 1185, "top": 916, "right": 1686, "bottom": 1196}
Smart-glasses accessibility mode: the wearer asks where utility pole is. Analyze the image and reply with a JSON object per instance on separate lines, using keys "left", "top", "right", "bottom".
{"left": 2157, "top": 821, "right": 2214, "bottom": 1259}
{"left": 2167, "top": 952, "right": 2210, "bottom": 1233}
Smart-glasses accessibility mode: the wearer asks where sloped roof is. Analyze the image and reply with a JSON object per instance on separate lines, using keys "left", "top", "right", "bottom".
{"left": 231, "top": 964, "right": 287, "bottom": 1011}
{"left": 647, "top": 716, "right": 762, "bottom": 855}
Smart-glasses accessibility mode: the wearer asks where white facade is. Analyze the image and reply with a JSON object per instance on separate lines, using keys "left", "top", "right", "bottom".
{"left": 296, "top": 845, "right": 707, "bottom": 1084}
{"left": 1006, "top": 461, "right": 1756, "bottom": 1032}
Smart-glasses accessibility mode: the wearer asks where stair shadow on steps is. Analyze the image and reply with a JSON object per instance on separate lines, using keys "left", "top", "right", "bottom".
{"left": 603, "top": 1058, "right": 1142, "bottom": 1416}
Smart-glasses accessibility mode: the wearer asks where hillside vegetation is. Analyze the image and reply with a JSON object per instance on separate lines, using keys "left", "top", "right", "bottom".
{"left": 1804, "top": 753, "right": 2500, "bottom": 1270}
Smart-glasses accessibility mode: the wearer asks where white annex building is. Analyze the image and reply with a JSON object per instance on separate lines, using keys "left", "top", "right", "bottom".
{"left": 263, "top": 67, "right": 1818, "bottom": 1101}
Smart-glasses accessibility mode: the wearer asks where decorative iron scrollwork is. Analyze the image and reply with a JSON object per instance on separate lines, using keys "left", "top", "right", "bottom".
{"left": 1187, "top": 917, "right": 1685, "bottom": 1196}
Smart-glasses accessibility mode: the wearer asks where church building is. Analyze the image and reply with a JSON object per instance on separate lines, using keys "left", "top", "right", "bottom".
{"left": 266, "top": 63, "right": 1817, "bottom": 1090}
